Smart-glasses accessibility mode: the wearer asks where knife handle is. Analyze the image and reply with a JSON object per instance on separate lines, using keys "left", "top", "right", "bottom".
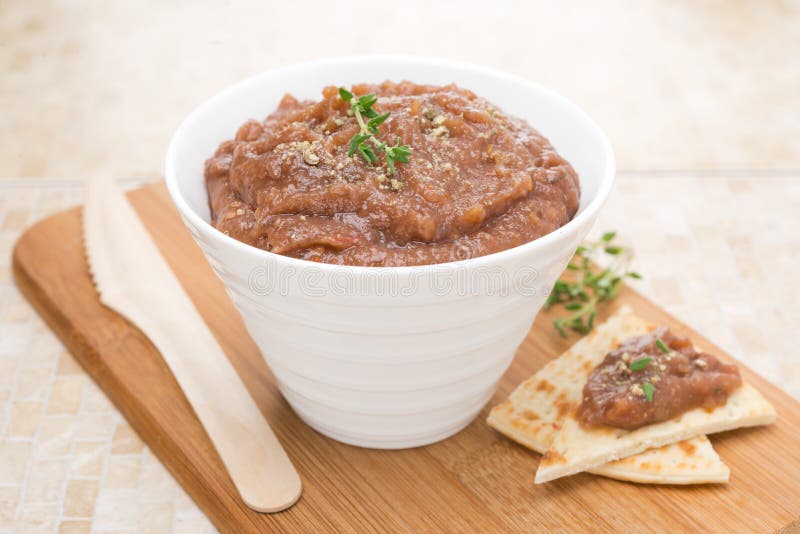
{"left": 133, "top": 306, "right": 303, "bottom": 513}
{"left": 85, "top": 174, "right": 301, "bottom": 512}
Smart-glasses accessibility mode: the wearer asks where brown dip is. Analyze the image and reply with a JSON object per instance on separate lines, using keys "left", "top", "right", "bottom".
{"left": 205, "top": 81, "right": 580, "bottom": 266}
{"left": 577, "top": 327, "right": 742, "bottom": 430}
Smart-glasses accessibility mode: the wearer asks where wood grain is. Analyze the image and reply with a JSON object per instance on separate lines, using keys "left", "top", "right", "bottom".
{"left": 12, "top": 182, "right": 800, "bottom": 533}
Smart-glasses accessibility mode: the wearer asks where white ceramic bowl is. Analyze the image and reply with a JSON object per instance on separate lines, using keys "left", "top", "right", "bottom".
{"left": 165, "top": 56, "right": 615, "bottom": 449}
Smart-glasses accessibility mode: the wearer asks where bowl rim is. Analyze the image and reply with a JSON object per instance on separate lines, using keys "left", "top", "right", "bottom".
{"left": 165, "top": 54, "right": 616, "bottom": 274}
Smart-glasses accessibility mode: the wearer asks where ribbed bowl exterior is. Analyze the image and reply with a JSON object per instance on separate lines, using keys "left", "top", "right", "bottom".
{"left": 180, "top": 212, "right": 595, "bottom": 448}
{"left": 166, "top": 57, "right": 614, "bottom": 448}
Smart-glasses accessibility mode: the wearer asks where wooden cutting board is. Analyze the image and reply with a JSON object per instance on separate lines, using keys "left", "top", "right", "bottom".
{"left": 12, "top": 182, "right": 800, "bottom": 533}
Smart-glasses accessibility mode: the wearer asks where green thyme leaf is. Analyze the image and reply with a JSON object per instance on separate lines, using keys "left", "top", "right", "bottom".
{"left": 367, "top": 112, "right": 391, "bottom": 132}
{"left": 642, "top": 381, "right": 655, "bottom": 402}
{"left": 338, "top": 87, "right": 354, "bottom": 102}
{"left": 601, "top": 231, "right": 617, "bottom": 242}
{"left": 655, "top": 338, "right": 670, "bottom": 354}
{"left": 629, "top": 357, "right": 652, "bottom": 372}
{"left": 359, "top": 145, "right": 379, "bottom": 164}
{"left": 357, "top": 93, "right": 378, "bottom": 111}
{"left": 388, "top": 141, "right": 412, "bottom": 162}
{"left": 348, "top": 133, "right": 368, "bottom": 157}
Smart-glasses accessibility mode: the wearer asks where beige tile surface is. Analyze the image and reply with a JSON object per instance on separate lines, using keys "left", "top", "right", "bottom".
{"left": 46, "top": 377, "right": 84, "bottom": 416}
{"left": 17, "top": 503, "right": 59, "bottom": 533}
{"left": 69, "top": 441, "right": 106, "bottom": 479}
{"left": 0, "top": 487, "right": 21, "bottom": 530}
{"left": 57, "top": 520, "right": 92, "bottom": 534}
{"left": 103, "top": 456, "right": 141, "bottom": 490}
{"left": 0, "top": 441, "right": 32, "bottom": 485}
{"left": 1, "top": 1, "right": 798, "bottom": 532}
{"left": 138, "top": 503, "right": 173, "bottom": 534}
{"left": 1, "top": 1, "right": 799, "bottom": 182}
{"left": 7, "top": 401, "right": 43, "bottom": 439}
{"left": 110, "top": 424, "right": 144, "bottom": 456}
{"left": 25, "top": 459, "right": 67, "bottom": 503}
{"left": 62, "top": 480, "right": 98, "bottom": 519}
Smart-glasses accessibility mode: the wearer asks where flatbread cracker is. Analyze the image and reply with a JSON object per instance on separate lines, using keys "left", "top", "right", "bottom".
{"left": 488, "top": 306, "right": 729, "bottom": 484}
{"left": 534, "top": 307, "right": 776, "bottom": 484}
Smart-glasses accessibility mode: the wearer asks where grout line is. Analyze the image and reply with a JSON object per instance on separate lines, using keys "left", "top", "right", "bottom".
{"left": 87, "top": 417, "right": 116, "bottom": 534}
{"left": 616, "top": 168, "right": 800, "bottom": 178}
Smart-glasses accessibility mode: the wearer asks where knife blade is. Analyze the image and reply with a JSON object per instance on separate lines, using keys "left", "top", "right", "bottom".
{"left": 83, "top": 175, "right": 301, "bottom": 512}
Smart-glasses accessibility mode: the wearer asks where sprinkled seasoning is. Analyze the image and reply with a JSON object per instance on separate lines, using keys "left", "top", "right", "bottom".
{"left": 303, "top": 148, "right": 320, "bottom": 165}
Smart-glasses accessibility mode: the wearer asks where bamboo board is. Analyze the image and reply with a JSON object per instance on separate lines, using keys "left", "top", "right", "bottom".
{"left": 12, "top": 182, "right": 800, "bottom": 533}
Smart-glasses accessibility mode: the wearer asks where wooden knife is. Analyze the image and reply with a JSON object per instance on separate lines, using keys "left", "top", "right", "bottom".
{"left": 83, "top": 175, "right": 302, "bottom": 512}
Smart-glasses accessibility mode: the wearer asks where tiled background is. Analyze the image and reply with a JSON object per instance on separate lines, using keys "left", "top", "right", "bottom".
{"left": 1, "top": 1, "right": 799, "bottom": 532}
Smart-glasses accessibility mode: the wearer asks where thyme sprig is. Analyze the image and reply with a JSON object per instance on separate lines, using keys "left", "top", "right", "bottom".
{"left": 545, "top": 231, "right": 641, "bottom": 337}
{"left": 338, "top": 88, "right": 412, "bottom": 174}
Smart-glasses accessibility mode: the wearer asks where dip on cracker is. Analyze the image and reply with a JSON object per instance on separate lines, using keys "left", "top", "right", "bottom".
{"left": 577, "top": 327, "right": 742, "bottom": 430}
